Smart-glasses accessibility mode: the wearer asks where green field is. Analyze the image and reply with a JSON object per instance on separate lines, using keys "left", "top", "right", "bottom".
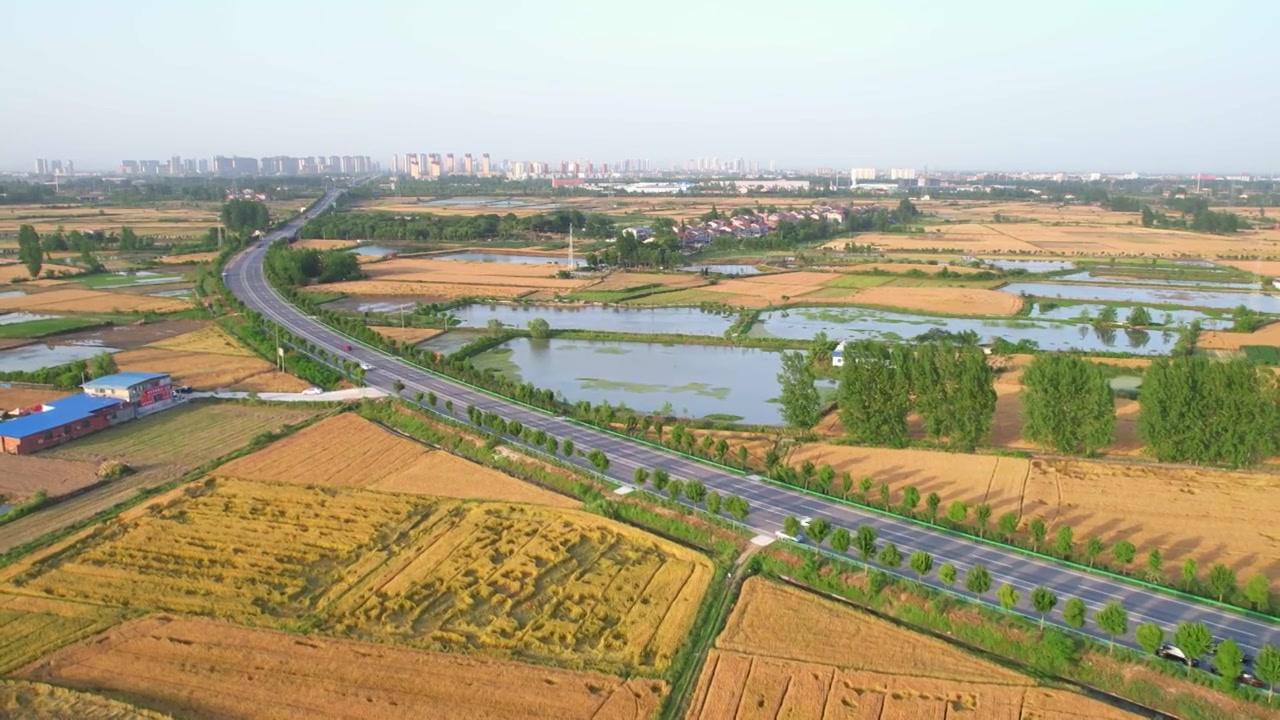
{"left": 74, "top": 273, "right": 185, "bottom": 289}
{"left": 0, "top": 317, "right": 101, "bottom": 339}
{"left": 822, "top": 274, "right": 897, "bottom": 290}
{"left": 1241, "top": 345, "right": 1280, "bottom": 364}
{"left": 622, "top": 288, "right": 736, "bottom": 306}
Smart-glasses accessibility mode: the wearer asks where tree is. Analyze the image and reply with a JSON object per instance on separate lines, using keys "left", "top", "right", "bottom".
{"left": 901, "top": 486, "right": 921, "bottom": 515}
{"left": 925, "top": 492, "right": 942, "bottom": 523}
{"left": 487, "top": 318, "right": 505, "bottom": 335}
{"left": 392, "top": 379, "right": 405, "bottom": 394}
{"left": 544, "top": 436, "right": 558, "bottom": 455}
{"left": 528, "top": 318, "right": 551, "bottom": 339}
{"left": 784, "top": 515, "right": 801, "bottom": 538}
{"left": 17, "top": 224, "right": 42, "bottom": 278}
{"left": 1180, "top": 558, "right": 1198, "bottom": 591}
{"left": 1135, "top": 623, "right": 1164, "bottom": 655}
{"left": 1141, "top": 205, "right": 1155, "bottom": 228}
{"left": 997, "top": 512, "right": 1019, "bottom": 541}
{"left": 1062, "top": 598, "right": 1087, "bottom": 630}
{"left": 561, "top": 438, "right": 575, "bottom": 456}
{"left": 715, "top": 438, "right": 730, "bottom": 462}
{"left": 736, "top": 445, "right": 749, "bottom": 467}
{"left": 633, "top": 468, "right": 649, "bottom": 486}
{"left": 877, "top": 542, "right": 902, "bottom": 569}
{"left": 706, "top": 491, "right": 722, "bottom": 515}
{"left": 587, "top": 449, "right": 609, "bottom": 471}
{"left": 1215, "top": 639, "right": 1245, "bottom": 691}
{"left": 816, "top": 464, "right": 835, "bottom": 491}
{"left": 965, "top": 565, "right": 992, "bottom": 596}
{"left": 1097, "top": 305, "right": 1119, "bottom": 325}
{"left": 1206, "top": 563, "right": 1237, "bottom": 602}
{"left": 1094, "top": 602, "right": 1128, "bottom": 653}
{"left": 946, "top": 501, "right": 968, "bottom": 526}
{"left": 725, "top": 495, "right": 750, "bottom": 520}
{"left": 1245, "top": 574, "right": 1271, "bottom": 612}
{"left": 877, "top": 483, "right": 890, "bottom": 508}
{"left": 652, "top": 469, "right": 670, "bottom": 492}
{"left": 909, "top": 550, "right": 933, "bottom": 581}
{"left": 88, "top": 351, "right": 117, "bottom": 378}
{"left": 1021, "top": 354, "right": 1115, "bottom": 456}
{"left": 854, "top": 526, "right": 878, "bottom": 572}
{"left": 1029, "top": 519, "right": 1048, "bottom": 551}
{"left": 1145, "top": 548, "right": 1163, "bottom": 581}
{"left": 685, "top": 480, "right": 707, "bottom": 503}
{"left": 997, "top": 584, "right": 1020, "bottom": 612}
{"left": 807, "top": 517, "right": 831, "bottom": 544}
{"left": 777, "top": 351, "right": 821, "bottom": 430}
{"left": 1127, "top": 306, "right": 1152, "bottom": 328}
{"left": 1255, "top": 644, "right": 1280, "bottom": 702}
{"left": 666, "top": 480, "right": 683, "bottom": 500}
{"left": 1112, "top": 540, "right": 1136, "bottom": 566}
{"left": 911, "top": 342, "right": 997, "bottom": 451}
{"left": 974, "top": 504, "right": 992, "bottom": 537}
{"left": 1031, "top": 587, "right": 1058, "bottom": 628}
{"left": 830, "top": 526, "right": 852, "bottom": 553}
{"left": 1084, "top": 537, "right": 1107, "bottom": 567}
{"left": 807, "top": 331, "right": 838, "bottom": 366}
{"left": 1053, "top": 526, "right": 1073, "bottom": 559}
{"left": 1173, "top": 622, "right": 1213, "bottom": 668}
{"left": 221, "top": 198, "right": 270, "bottom": 234}
{"left": 938, "top": 563, "right": 957, "bottom": 587}
{"left": 838, "top": 342, "right": 911, "bottom": 446}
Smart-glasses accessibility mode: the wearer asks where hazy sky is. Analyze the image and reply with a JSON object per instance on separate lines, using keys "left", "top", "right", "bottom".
{"left": 2, "top": 0, "right": 1275, "bottom": 173}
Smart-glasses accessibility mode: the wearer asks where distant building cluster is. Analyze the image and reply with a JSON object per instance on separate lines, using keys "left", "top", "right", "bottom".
{"left": 32, "top": 159, "right": 75, "bottom": 178}
{"left": 390, "top": 154, "right": 658, "bottom": 182}
{"left": 113, "top": 155, "right": 377, "bottom": 178}
{"left": 623, "top": 204, "right": 864, "bottom": 253}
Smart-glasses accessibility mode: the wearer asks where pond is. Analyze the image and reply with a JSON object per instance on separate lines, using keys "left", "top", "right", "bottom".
{"left": 350, "top": 244, "right": 401, "bottom": 257}
{"left": 149, "top": 289, "right": 194, "bottom": 298}
{"left": 749, "top": 306, "right": 1185, "bottom": 355}
{"left": 324, "top": 296, "right": 419, "bottom": 314}
{"left": 419, "top": 329, "right": 487, "bottom": 355}
{"left": 445, "top": 303, "right": 735, "bottom": 335}
{"left": 471, "top": 337, "right": 832, "bottom": 425}
{"left": 680, "top": 264, "right": 762, "bottom": 276}
{"left": 1053, "top": 270, "right": 1260, "bottom": 290}
{"left": 1002, "top": 282, "right": 1280, "bottom": 313}
{"left": 0, "top": 312, "right": 58, "bottom": 326}
{"left": 435, "top": 251, "right": 583, "bottom": 266}
{"left": 0, "top": 343, "right": 121, "bottom": 373}
{"left": 980, "top": 259, "right": 1078, "bottom": 273}
{"left": 1027, "top": 302, "right": 1229, "bottom": 329}
{"left": 0, "top": 291, "right": 25, "bottom": 300}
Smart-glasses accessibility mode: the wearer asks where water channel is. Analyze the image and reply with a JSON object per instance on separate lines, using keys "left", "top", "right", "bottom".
{"left": 445, "top": 304, "right": 734, "bottom": 335}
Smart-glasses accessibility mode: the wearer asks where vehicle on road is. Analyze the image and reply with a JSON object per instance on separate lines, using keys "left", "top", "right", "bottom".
{"left": 359, "top": 362, "right": 373, "bottom": 371}
{"left": 1209, "top": 639, "right": 1255, "bottom": 664}
{"left": 1237, "top": 672, "right": 1265, "bottom": 689}
{"left": 1156, "top": 644, "right": 1198, "bottom": 667}
{"left": 175, "top": 385, "right": 193, "bottom": 394}
{"left": 301, "top": 387, "right": 323, "bottom": 396}
{"left": 799, "top": 516, "right": 813, "bottom": 528}
{"left": 343, "top": 344, "right": 352, "bottom": 351}
{"left": 774, "top": 530, "right": 801, "bottom": 543}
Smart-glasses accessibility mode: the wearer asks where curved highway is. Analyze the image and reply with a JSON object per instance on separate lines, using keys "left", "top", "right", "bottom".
{"left": 224, "top": 186, "right": 1279, "bottom": 667}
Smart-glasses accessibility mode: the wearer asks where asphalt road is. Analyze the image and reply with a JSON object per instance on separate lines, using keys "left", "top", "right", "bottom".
{"left": 225, "top": 187, "right": 1280, "bottom": 665}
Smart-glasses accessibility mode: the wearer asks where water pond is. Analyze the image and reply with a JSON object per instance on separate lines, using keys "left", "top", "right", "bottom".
{"left": 680, "top": 264, "right": 762, "bottom": 276}
{"left": 0, "top": 343, "right": 121, "bottom": 372}
{"left": 419, "top": 329, "right": 486, "bottom": 355}
{"left": 435, "top": 251, "right": 583, "bottom": 266}
{"left": 1027, "top": 302, "right": 1228, "bottom": 329}
{"left": 350, "top": 244, "right": 401, "bottom": 257}
{"left": 471, "top": 337, "right": 832, "bottom": 425}
{"left": 1053, "top": 270, "right": 1259, "bottom": 291}
{"left": 1002, "top": 282, "right": 1280, "bottom": 313}
{"left": 980, "top": 259, "right": 1078, "bottom": 273}
{"left": 446, "top": 303, "right": 734, "bottom": 335}
{"left": 750, "top": 306, "right": 1184, "bottom": 355}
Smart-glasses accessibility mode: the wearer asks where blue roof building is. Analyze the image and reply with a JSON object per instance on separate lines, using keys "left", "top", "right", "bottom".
{"left": 0, "top": 393, "right": 127, "bottom": 454}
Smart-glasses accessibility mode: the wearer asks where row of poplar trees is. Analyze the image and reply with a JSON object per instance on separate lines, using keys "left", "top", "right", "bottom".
{"left": 838, "top": 341, "right": 996, "bottom": 451}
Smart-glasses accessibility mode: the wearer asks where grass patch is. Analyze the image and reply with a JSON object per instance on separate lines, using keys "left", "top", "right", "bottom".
{"left": 73, "top": 273, "right": 184, "bottom": 289}
{"left": 0, "top": 317, "right": 102, "bottom": 339}
{"left": 1241, "top": 345, "right": 1280, "bottom": 364}
{"left": 823, "top": 274, "right": 898, "bottom": 290}
{"left": 624, "top": 289, "right": 740, "bottom": 306}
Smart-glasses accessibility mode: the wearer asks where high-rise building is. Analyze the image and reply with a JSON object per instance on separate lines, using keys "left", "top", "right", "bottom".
{"left": 444, "top": 153, "right": 455, "bottom": 174}
{"left": 852, "top": 168, "right": 876, "bottom": 180}
{"left": 390, "top": 154, "right": 399, "bottom": 174}
{"left": 407, "top": 153, "right": 422, "bottom": 178}
{"left": 889, "top": 168, "right": 916, "bottom": 180}
{"left": 63, "top": 160, "right": 74, "bottom": 177}
{"left": 768, "top": 160, "right": 776, "bottom": 173}
{"left": 197, "top": 158, "right": 210, "bottom": 174}
{"left": 481, "top": 153, "right": 491, "bottom": 175}
{"left": 34, "top": 159, "right": 48, "bottom": 175}
{"left": 463, "top": 153, "right": 474, "bottom": 174}
{"left": 169, "top": 156, "right": 183, "bottom": 175}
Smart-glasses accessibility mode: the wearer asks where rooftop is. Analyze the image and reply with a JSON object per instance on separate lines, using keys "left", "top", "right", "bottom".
{"left": 0, "top": 394, "right": 123, "bottom": 438}
{"left": 81, "top": 371, "right": 169, "bottom": 390}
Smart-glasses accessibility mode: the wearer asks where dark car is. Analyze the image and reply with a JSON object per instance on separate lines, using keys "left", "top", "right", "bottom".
{"left": 1156, "top": 644, "right": 1198, "bottom": 668}
{"left": 1209, "top": 640, "right": 1254, "bottom": 665}
{"left": 175, "top": 385, "right": 193, "bottom": 394}
{"left": 1238, "top": 672, "right": 1265, "bottom": 689}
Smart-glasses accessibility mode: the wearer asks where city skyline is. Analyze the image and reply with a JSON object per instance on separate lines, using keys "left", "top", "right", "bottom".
{"left": 3, "top": 1, "right": 1278, "bottom": 174}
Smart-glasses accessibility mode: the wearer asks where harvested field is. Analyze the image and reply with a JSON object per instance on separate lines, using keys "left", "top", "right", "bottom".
{"left": 324, "top": 501, "right": 712, "bottom": 674}
{"left": 293, "top": 238, "right": 356, "bottom": 250}
{"left": 587, "top": 271, "right": 711, "bottom": 292}
{"left": 368, "top": 325, "right": 443, "bottom": 344}
{"left": 0, "top": 203, "right": 220, "bottom": 237}
{"left": 687, "top": 578, "right": 1140, "bottom": 720}
{"left": 828, "top": 261, "right": 987, "bottom": 275}
{"left": 7, "top": 478, "right": 435, "bottom": 620}
{"left": 624, "top": 288, "right": 754, "bottom": 307}
{"left": 364, "top": 257, "right": 581, "bottom": 286}
{"left": 155, "top": 252, "right": 219, "bottom": 265}
{"left": 1216, "top": 259, "right": 1280, "bottom": 276}
{"left": 0, "top": 594, "right": 128, "bottom": 674}
{"left": 147, "top": 325, "right": 253, "bottom": 355}
{"left": 113, "top": 325, "right": 311, "bottom": 392}
{"left": 308, "top": 279, "right": 531, "bottom": 299}
{"left": 0, "top": 287, "right": 190, "bottom": 314}
{"left": 0, "top": 454, "right": 100, "bottom": 504}
{"left": 1197, "top": 321, "right": 1280, "bottom": 350}
{"left": 849, "top": 285, "right": 1023, "bottom": 315}
{"left": 52, "top": 318, "right": 208, "bottom": 350}
{"left": 0, "top": 263, "right": 81, "bottom": 283}
{"left": 20, "top": 615, "right": 664, "bottom": 720}
{"left": 699, "top": 272, "right": 845, "bottom": 307}
{"left": 217, "top": 413, "right": 576, "bottom": 507}
{"left": 0, "top": 386, "right": 68, "bottom": 410}
{"left": 0, "top": 680, "right": 174, "bottom": 720}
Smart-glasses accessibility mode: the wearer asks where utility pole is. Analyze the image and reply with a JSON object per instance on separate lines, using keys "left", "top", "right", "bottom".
{"left": 568, "top": 225, "right": 575, "bottom": 270}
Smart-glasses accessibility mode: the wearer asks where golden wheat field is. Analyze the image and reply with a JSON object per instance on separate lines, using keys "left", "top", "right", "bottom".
{"left": 687, "top": 578, "right": 1140, "bottom": 720}
{"left": 155, "top": 252, "right": 219, "bottom": 265}
{"left": 322, "top": 501, "right": 712, "bottom": 674}
{"left": 6, "top": 478, "right": 434, "bottom": 621}
{"left": 113, "top": 326, "right": 311, "bottom": 392}
{"left": 0, "top": 287, "right": 190, "bottom": 314}
{"left": 0, "top": 594, "right": 129, "bottom": 674}
{"left": 848, "top": 285, "right": 1024, "bottom": 315}
{"left": 0, "top": 680, "right": 174, "bottom": 720}
{"left": 18, "top": 615, "right": 664, "bottom": 720}
{"left": 0, "top": 262, "right": 81, "bottom": 283}
{"left": 368, "top": 325, "right": 444, "bottom": 344}
{"left": 307, "top": 279, "right": 531, "bottom": 299}
{"left": 292, "top": 238, "right": 357, "bottom": 250}
{"left": 216, "top": 413, "right": 577, "bottom": 506}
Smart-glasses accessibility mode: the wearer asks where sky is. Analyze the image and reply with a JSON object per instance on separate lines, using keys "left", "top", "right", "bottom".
{"left": 1, "top": 0, "right": 1276, "bottom": 174}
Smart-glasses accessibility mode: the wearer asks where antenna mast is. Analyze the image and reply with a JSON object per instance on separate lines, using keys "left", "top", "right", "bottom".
{"left": 568, "top": 225, "right": 575, "bottom": 269}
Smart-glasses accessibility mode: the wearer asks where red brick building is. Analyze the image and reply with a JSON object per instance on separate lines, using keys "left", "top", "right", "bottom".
{"left": 0, "top": 394, "right": 128, "bottom": 455}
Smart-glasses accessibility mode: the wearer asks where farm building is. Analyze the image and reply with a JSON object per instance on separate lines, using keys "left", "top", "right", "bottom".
{"left": 0, "top": 394, "right": 130, "bottom": 455}
{"left": 82, "top": 371, "right": 174, "bottom": 416}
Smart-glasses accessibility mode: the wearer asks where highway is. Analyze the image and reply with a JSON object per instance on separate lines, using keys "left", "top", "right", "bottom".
{"left": 224, "top": 186, "right": 1280, "bottom": 665}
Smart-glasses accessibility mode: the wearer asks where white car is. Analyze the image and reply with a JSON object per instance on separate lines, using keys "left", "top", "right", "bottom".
{"left": 799, "top": 517, "right": 814, "bottom": 528}
{"left": 359, "top": 362, "right": 373, "bottom": 371}
{"left": 301, "top": 387, "right": 323, "bottom": 396}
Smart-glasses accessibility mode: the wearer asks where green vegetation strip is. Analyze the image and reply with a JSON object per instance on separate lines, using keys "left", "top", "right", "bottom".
{"left": 0, "top": 317, "right": 104, "bottom": 339}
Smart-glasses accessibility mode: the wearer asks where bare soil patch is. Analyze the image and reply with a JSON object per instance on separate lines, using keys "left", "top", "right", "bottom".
{"left": 688, "top": 578, "right": 1138, "bottom": 720}
{"left": 1198, "top": 321, "right": 1280, "bottom": 350}
{"left": 588, "top": 271, "right": 709, "bottom": 292}
{"left": 0, "top": 455, "right": 100, "bottom": 504}
{"left": 850, "top": 285, "right": 1023, "bottom": 315}
{"left": 0, "top": 386, "right": 69, "bottom": 410}
{"left": 156, "top": 252, "right": 219, "bottom": 265}
{"left": 1215, "top": 259, "right": 1280, "bottom": 276}
{"left": 368, "top": 325, "right": 443, "bottom": 344}
{"left": 19, "top": 615, "right": 664, "bottom": 720}
{"left": 0, "top": 288, "right": 190, "bottom": 314}
{"left": 53, "top": 318, "right": 208, "bottom": 350}
{"left": 701, "top": 271, "right": 845, "bottom": 306}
